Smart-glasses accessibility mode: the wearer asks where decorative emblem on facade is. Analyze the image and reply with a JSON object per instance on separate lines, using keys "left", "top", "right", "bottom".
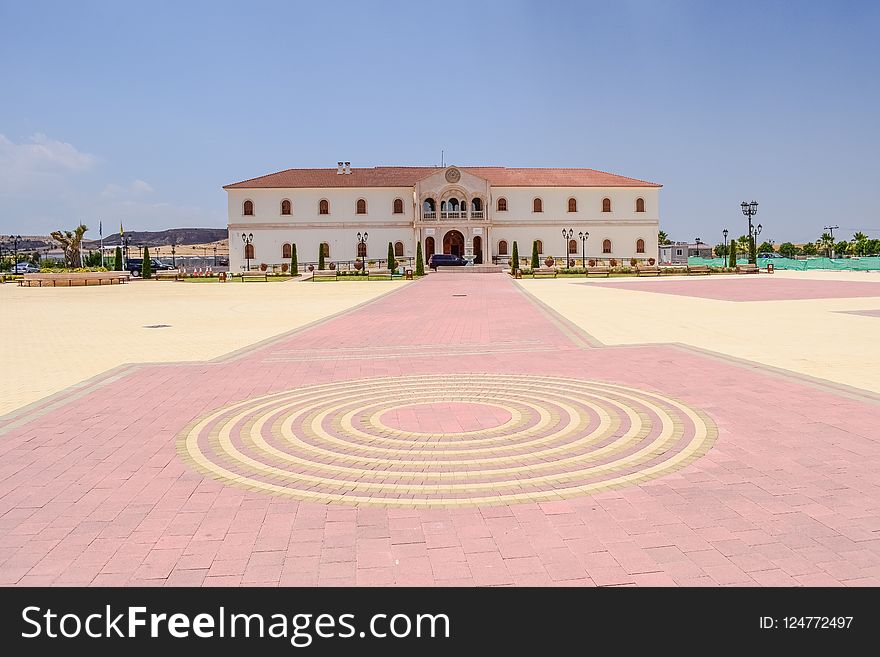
{"left": 445, "top": 167, "right": 461, "bottom": 183}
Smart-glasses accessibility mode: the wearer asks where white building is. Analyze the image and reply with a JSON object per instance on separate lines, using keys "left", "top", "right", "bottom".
{"left": 225, "top": 163, "right": 661, "bottom": 271}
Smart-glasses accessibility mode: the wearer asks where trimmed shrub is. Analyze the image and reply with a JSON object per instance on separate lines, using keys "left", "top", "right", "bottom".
{"left": 531, "top": 241, "right": 540, "bottom": 270}
{"left": 729, "top": 240, "right": 737, "bottom": 268}
{"left": 291, "top": 243, "right": 298, "bottom": 275}
{"left": 630, "top": 257, "right": 638, "bottom": 266}
{"left": 142, "top": 246, "right": 152, "bottom": 278}
{"left": 415, "top": 241, "right": 425, "bottom": 276}
{"left": 114, "top": 246, "right": 123, "bottom": 271}
{"left": 511, "top": 241, "right": 519, "bottom": 275}
{"left": 387, "top": 242, "right": 396, "bottom": 272}
{"left": 318, "top": 244, "right": 325, "bottom": 270}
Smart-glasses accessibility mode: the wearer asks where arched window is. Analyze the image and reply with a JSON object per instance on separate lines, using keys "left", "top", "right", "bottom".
{"left": 636, "top": 197, "right": 645, "bottom": 213}
{"left": 423, "top": 198, "right": 436, "bottom": 211}
{"left": 533, "top": 198, "right": 543, "bottom": 213}
{"left": 425, "top": 236, "right": 435, "bottom": 257}
{"left": 321, "top": 242, "right": 330, "bottom": 258}
{"left": 243, "top": 200, "right": 254, "bottom": 216}
{"left": 393, "top": 198, "right": 404, "bottom": 214}
{"left": 636, "top": 239, "right": 645, "bottom": 254}
{"left": 394, "top": 241, "right": 404, "bottom": 257}
{"left": 497, "top": 197, "right": 507, "bottom": 211}
{"left": 357, "top": 241, "right": 367, "bottom": 257}
{"left": 319, "top": 199, "right": 329, "bottom": 215}
{"left": 602, "top": 239, "right": 612, "bottom": 253}
{"left": 568, "top": 239, "right": 577, "bottom": 254}
{"left": 498, "top": 240, "right": 508, "bottom": 256}
{"left": 568, "top": 198, "right": 577, "bottom": 213}
{"left": 282, "top": 243, "right": 291, "bottom": 259}
{"left": 535, "top": 239, "right": 543, "bottom": 253}
{"left": 281, "top": 199, "right": 291, "bottom": 215}
{"left": 602, "top": 198, "right": 611, "bottom": 213}
{"left": 245, "top": 243, "right": 255, "bottom": 260}
{"left": 471, "top": 198, "right": 483, "bottom": 211}
{"left": 356, "top": 199, "right": 367, "bottom": 214}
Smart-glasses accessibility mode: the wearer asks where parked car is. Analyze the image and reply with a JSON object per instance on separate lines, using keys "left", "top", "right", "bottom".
{"left": 758, "top": 252, "right": 782, "bottom": 259}
{"left": 126, "top": 258, "right": 176, "bottom": 276}
{"left": 12, "top": 262, "right": 40, "bottom": 274}
{"left": 427, "top": 254, "right": 468, "bottom": 270}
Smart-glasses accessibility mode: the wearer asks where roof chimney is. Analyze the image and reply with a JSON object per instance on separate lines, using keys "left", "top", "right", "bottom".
{"left": 337, "top": 161, "right": 344, "bottom": 175}
{"left": 344, "top": 161, "right": 351, "bottom": 175}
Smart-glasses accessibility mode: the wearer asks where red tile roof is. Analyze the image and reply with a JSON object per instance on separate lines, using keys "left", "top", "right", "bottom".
{"left": 223, "top": 166, "right": 661, "bottom": 189}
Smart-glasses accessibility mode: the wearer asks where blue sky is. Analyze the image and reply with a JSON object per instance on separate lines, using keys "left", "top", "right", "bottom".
{"left": 1, "top": 0, "right": 878, "bottom": 244}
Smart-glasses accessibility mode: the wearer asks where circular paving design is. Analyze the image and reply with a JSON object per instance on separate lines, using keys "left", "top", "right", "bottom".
{"left": 178, "top": 374, "right": 717, "bottom": 507}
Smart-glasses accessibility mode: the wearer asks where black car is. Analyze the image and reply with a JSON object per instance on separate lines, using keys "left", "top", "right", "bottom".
{"left": 428, "top": 254, "right": 468, "bottom": 270}
{"left": 126, "top": 258, "right": 175, "bottom": 276}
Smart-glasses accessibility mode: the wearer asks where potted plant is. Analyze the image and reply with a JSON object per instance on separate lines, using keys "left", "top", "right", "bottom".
{"left": 354, "top": 261, "right": 364, "bottom": 271}
{"left": 588, "top": 259, "right": 596, "bottom": 268}
{"left": 630, "top": 258, "right": 638, "bottom": 267}
{"left": 308, "top": 264, "right": 315, "bottom": 272}
{"left": 329, "top": 262, "right": 336, "bottom": 270}
{"left": 648, "top": 257, "right": 656, "bottom": 266}
{"left": 610, "top": 258, "right": 618, "bottom": 267}
{"left": 259, "top": 262, "right": 268, "bottom": 272}
{"left": 568, "top": 259, "right": 575, "bottom": 268}
{"left": 281, "top": 263, "right": 289, "bottom": 273}
{"left": 544, "top": 257, "right": 555, "bottom": 268}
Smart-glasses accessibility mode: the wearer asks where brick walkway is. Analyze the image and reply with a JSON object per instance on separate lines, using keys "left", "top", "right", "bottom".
{"left": 1, "top": 273, "right": 879, "bottom": 586}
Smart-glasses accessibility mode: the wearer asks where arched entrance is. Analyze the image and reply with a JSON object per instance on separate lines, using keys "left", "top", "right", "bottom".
{"left": 443, "top": 230, "right": 465, "bottom": 256}
{"left": 473, "top": 236, "right": 483, "bottom": 264}
{"left": 425, "top": 236, "right": 435, "bottom": 257}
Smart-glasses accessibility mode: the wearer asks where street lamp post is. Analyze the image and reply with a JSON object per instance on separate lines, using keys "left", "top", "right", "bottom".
{"left": 241, "top": 233, "right": 254, "bottom": 271}
{"left": 740, "top": 201, "right": 759, "bottom": 264}
{"left": 562, "top": 228, "right": 573, "bottom": 268}
{"left": 722, "top": 229, "right": 729, "bottom": 267}
{"left": 170, "top": 243, "right": 177, "bottom": 268}
{"left": 357, "top": 231, "right": 368, "bottom": 272}
{"left": 578, "top": 231, "right": 590, "bottom": 269}
{"left": 9, "top": 235, "right": 21, "bottom": 271}
{"left": 213, "top": 246, "right": 218, "bottom": 267}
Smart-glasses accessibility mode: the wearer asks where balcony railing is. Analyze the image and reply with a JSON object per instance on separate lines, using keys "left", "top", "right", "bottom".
{"left": 471, "top": 211, "right": 484, "bottom": 219}
{"left": 420, "top": 210, "right": 485, "bottom": 221}
{"left": 423, "top": 211, "right": 436, "bottom": 220}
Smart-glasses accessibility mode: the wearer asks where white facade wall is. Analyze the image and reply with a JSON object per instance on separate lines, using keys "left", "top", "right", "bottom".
{"left": 226, "top": 174, "right": 660, "bottom": 271}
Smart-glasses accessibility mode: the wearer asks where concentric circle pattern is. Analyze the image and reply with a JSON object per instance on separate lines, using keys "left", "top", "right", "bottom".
{"left": 178, "top": 374, "right": 717, "bottom": 507}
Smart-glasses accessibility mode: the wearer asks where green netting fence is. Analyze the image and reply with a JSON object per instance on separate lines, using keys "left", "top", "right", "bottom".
{"left": 687, "top": 256, "right": 880, "bottom": 271}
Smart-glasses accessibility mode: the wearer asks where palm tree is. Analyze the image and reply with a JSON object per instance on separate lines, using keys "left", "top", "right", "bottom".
{"left": 852, "top": 232, "right": 868, "bottom": 256}
{"left": 50, "top": 224, "right": 88, "bottom": 268}
{"left": 658, "top": 230, "right": 671, "bottom": 245}
{"left": 817, "top": 232, "right": 835, "bottom": 257}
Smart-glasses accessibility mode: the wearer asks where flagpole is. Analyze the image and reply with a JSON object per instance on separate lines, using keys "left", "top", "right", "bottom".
{"left": 99, "top": 220, "right": 104, "bottom": 268}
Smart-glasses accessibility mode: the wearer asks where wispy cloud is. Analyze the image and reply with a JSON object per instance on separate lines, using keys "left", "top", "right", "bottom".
{"left": 101, "top": 178, "right": 155, "bottom": 198}
{"left": 0, "top": 133, "right": 96, "bottom": 195}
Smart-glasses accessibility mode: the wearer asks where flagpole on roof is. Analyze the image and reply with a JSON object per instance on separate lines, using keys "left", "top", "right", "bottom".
{"left": 99, "top": 220, "right": 104, "bottom": 268}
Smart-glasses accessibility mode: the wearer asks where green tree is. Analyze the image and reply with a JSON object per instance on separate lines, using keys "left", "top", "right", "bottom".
{"left": 415, "top": 241, "right": 424, "bottom": 276}
{"left": 817, "top": 232, "right": 834, "bottom": 257}
{"left": 778, "top": 242, "right": 798, "bottom": 258}
{"left": 387, "top": 242, "right": 396, "bottom": 272}
{"left": 757, "top": 241, "right": 775, "bottom": 255}
{"left": 114, "top": 246, "right": 123, "bottom": 271}
{"left": 714, "top": 243, "right": 728, "bottom": 258}
{"left": 318, "top": 242, "right": 325, "bottom": 270}
{"left": 291, "top": 243, "right": 298, "bottom": 275}
{"left": 142, "top": 246, "right": 152, "bottom": 278}
{"left": 834, "top": 240, "right": 849, "bottom": 258}
{"left": 531, "top": 240, "right": 540, "bottom": 269}
{"left": 852, "top": 232, "right": 868, "bottom": 256}
{"left": 802, "top": 242, "right": 818, "bottom": 256}
{"left": 866, "top": 239, "right": 880, "bottom": 256}
{"left": 658, "top": 230, "right": 671, "bottom": 245}
{"left": 49, "top": 223, "right": 88, "bottom": 268}
{"left": 511, "top": 241, "right": 519, "bottom": 275}
{"left": 728, "top": 239, "right": 737, "bottom": 268}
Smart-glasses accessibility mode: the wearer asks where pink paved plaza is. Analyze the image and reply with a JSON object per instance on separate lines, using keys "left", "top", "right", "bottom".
{"left": 587, "top": 276, "right": 880, "bottom": 301}
{"left": 2, "top": 273, "right": 880, "bottom": 587}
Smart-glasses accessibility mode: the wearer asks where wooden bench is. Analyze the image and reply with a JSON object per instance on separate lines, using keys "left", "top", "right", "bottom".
{"left": 19, "top": 272, "right": 130, "bottom": 287}
{"left": 586, "top": 266, "right": 610, "bottom": 277}
{"left": 367, "top": 268, "right": 393, "bottom": 280}
{"left": 311, "top": 269, "right": 338, "bottom": 281}
{"left": 240, "top": 273, "right": 269, "bottom": 282}
{"left": 687, "top": 265, "right": 710, "bottom": 276}
{"left": 636, "top": 265, "right": 661, "bottom": 276}
{"left": 153, "top": 270, "right": 182, "bottom": 281}
{"left": 531, "top": 268, "right": 557, "bottom": 279}
{"left": 736, "top": 264, "right": 760, "bottom": 274}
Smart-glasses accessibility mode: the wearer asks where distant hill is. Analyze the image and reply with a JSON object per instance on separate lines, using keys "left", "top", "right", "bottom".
{"left": 83, "top": 228, "right": 227, "bottom": 248}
